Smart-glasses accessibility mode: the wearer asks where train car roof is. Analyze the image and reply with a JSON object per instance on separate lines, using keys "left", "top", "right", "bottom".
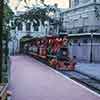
{"left": 21, "top": 34, "right": 69, "bottom": 42}
{"left": 46, "top": 34, "right": 68, "bottom": 38}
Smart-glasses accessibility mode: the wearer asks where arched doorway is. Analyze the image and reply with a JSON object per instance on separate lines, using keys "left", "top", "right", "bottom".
{"left": 20, "top": 35, "right": 33, "bottom": 54}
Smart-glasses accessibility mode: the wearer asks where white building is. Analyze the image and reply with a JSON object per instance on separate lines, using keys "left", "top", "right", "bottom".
{"left": 9, "top": 4, "right": 63, "bottom": 54}
{"left": 62, "top": 0, "right": 100, "bottom": 33}
{"left": 9, "top": 14, "right": 48, "bottom": 54}
{"left": 48, "top": 7, "right": 65, "bottom": 35}
{"left": 61, "top": 0, "right": 100, "bottom": 62}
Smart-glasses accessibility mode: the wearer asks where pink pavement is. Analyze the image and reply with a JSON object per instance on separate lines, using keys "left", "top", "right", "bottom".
{"left": 10, "top": 55, "right": 100, "bottom": 100}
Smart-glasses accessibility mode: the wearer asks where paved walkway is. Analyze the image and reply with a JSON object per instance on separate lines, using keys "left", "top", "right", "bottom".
{"left": 10, "top": 56, "right": 100, "bottom": 100}
{"left": 76, "top": 63, "right": 100, "bottom": 80}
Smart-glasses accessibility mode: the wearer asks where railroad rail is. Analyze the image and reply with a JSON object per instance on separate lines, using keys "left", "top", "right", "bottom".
{"left": 58, "top": 70, "right": 100, "bottom": 94}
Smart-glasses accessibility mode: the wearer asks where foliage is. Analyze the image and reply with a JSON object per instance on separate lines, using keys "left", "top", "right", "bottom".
{"left": 15, "top": 1, "right": 58, "bottom": 26}
{"left": 0, "top": 0, "right": 3, "bottom": 83}
{"left": 3, "top": 3, "right": 14, "bottom": 40}
{"left": 94, "top": 6, "right": 100, "bottom": 20}
{"left": 4, "top": 4, "right": 14, "bottom": 23}
{"left": 1, "top": 3, "right": 14, "bottom": 83}
{"left": 15, "top": 7, "right": 49, "bottom": 26}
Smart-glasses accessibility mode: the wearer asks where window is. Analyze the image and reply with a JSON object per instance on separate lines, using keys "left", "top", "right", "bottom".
{"left": 34, "top": 25, "right": 39, "bottom": 31}
{"left": 11, "top": 21, "right": 15, "bottom": 29}
{"left": 17, "top": 22, "right": 23, "bottom": 31}
{"left": 74, "top": 19, "right": 78, "bottom": 26}
{"left": 11, "top": 22, "right": 14, "bottom": 27}
{"left": 74, "top": 0, "right": 79, "bottom": 6}
{"left": 26, "top": 23, "right": 31, "bottom": 31}
{"left": 83, "top": 17, "right": 88, "bottom": 26}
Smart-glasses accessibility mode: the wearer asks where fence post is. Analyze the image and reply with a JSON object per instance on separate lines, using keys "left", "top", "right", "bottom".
{"left": 90, "top": 33, "right": 93, "bottom": 63}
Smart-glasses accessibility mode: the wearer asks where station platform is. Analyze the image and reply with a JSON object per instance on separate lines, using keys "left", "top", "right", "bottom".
{"left": 10, "top": 55, "right": 100, "bottom": 100}
{"left": 76, "top": 63, "right": 100, "bottom": 80}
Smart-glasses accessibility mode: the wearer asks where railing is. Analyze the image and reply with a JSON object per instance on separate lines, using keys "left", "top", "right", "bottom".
{"left": 69, "top": 43, "right": 100, "bottom": 63}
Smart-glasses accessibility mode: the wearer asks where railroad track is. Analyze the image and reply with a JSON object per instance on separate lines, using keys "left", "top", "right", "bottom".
{"left": 58, "top": 70, "right": 100, "bottom": 94}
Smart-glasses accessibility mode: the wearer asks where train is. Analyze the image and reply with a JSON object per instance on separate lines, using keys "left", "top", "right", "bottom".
{"left": 20, "top": 34, "right": 76, "bottom": 71}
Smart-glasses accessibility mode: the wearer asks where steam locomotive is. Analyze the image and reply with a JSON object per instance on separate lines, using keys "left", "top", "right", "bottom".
{"left": 20, "top": 34, "right": 76, "bottom": 71}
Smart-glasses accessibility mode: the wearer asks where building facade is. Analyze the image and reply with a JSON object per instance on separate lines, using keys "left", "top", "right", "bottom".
{"left": 61, "top": 0, "right": 100, "bottom": 63}
{"left": 9, "top": 4, "right": 62, "bottom": 54}
{"left": 9, "top": 15, "right": 48, "bottom": 54}
{"left": 62, "top": 0, "right": 100, "bottom": 33}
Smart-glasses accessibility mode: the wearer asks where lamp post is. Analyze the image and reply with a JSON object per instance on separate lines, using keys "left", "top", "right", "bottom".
{"left": 12, "top": 37, "right": 15, "bottom": 56}
{"left": 10, "top": 19, "right": 17, "bottom": 56}
{"left": 90, "top": 33, "right": 93, "bottom": 63}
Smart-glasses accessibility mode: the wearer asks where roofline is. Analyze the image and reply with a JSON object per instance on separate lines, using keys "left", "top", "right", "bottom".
{"left": 62, "top": 2, "right": 100, "bottom": 14}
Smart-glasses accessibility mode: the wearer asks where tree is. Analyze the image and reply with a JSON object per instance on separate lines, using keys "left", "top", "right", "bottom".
{"left": 16, "top": 5, "right": 49, "bottom": 26}
{"left": 16, "top": 1, "right": 58, "bottom": 26}
{"left": 0, "top": 1, "right": 14, "bottom": 83}
{"left": 0, "top": 0, "right": 3, "bottom": 83}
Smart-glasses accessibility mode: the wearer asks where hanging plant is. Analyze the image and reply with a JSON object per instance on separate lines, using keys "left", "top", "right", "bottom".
{"left": 94, "top": 6, "right": 100, "bottom": 20}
